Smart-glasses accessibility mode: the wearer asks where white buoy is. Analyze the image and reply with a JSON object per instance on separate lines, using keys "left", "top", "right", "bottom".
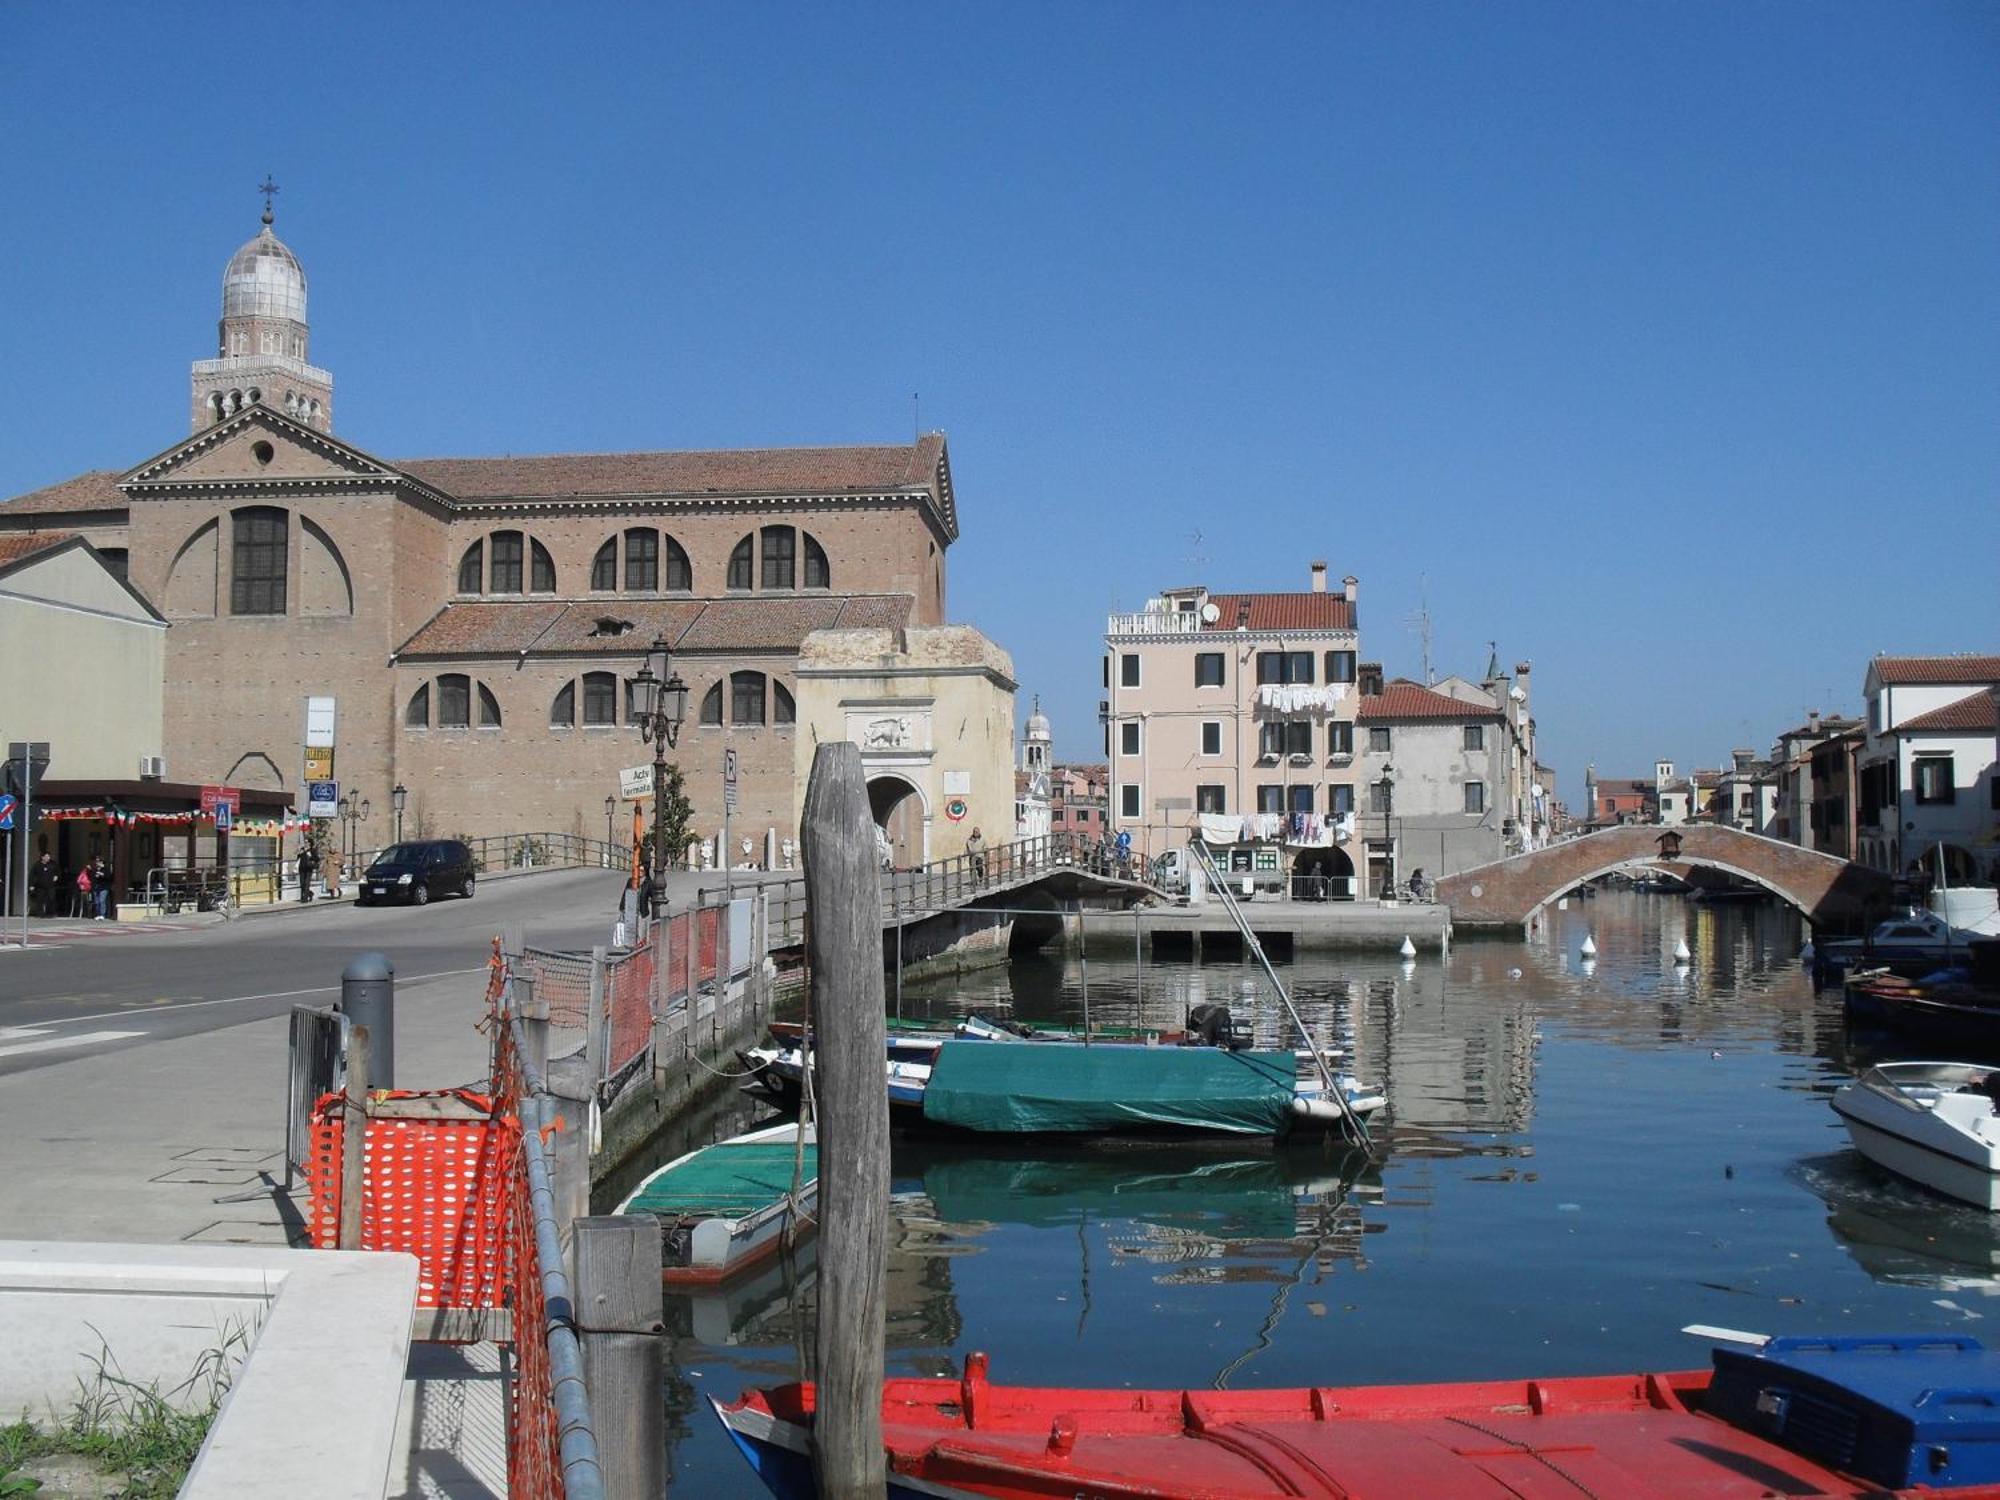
{"left": 1581, "top": 934, "right": 1597, "bottom": 958}
{"left": 1507, "top": 967, "right": 1523, "bottom": 980}
{"left": 1673, "top": 938, "right": 1691, "bottom": 962}
{"left": 1399, "top": 936, "right": 1417, "bottom": 959}
{"left": 1400, "top": 958, "right": 1417, "bottom": 977}
{"left": 1581, "top": 958, "right": 1597, "bottom": 977}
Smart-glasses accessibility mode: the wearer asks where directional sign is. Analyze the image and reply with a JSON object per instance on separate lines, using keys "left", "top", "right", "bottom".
{"left": 0, "top": 793, "right": 15, "bottom": 831}
{"left": 618, "top": 764, "right": 654, "bottom": 801}
{"left": 307, "top": 780, "right": 339, "bottom": 818}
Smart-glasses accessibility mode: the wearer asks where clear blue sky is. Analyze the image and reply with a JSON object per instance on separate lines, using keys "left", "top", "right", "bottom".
{"left": 4, "top": 4, "right": 1995, "bottom": 805}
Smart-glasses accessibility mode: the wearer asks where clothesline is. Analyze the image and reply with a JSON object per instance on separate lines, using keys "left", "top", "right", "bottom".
{"left": 1196, "top": 811, "right": 1357, "bottom": 848}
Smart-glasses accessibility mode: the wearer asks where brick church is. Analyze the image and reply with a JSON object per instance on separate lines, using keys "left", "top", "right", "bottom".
{"left": 0, "top": 205, "right": 966, "bottom": 873}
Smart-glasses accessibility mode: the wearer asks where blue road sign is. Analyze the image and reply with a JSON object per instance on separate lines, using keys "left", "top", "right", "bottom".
{"left": 216, "top": 802, "right": 233, "bottom": 833}
{"left": 1115, "top": 830, "right": 1132, "bottom": 852}
{"left": 0, "top": 793, "right": 15, "bottom": 831}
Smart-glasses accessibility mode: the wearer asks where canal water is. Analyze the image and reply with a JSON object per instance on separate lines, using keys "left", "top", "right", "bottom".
{"left": 650, "top": 889, "right": 2000, "bottom": 1492}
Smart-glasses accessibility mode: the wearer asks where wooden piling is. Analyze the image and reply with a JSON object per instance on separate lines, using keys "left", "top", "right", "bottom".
{"left": 572, "top": 1215, "right": 665, "bottom": 1499}
{"left": 337, "top": 1023, "right": 371, "bottom": 1251}
{"left": 801, "top": 742, "right": 889, "bottom": 1498}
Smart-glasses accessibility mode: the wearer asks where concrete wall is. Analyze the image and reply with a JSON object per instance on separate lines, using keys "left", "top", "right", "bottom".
{"left": 1364, "top": 718, "right": 1507, "bottom": 881}
{"left": 0, "top": 546, "right": 165, "bottom": 780}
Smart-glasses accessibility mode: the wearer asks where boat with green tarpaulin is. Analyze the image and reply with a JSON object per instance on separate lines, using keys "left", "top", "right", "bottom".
{"left": 616, "top": 1120, "right": 817, "bottom": 1284}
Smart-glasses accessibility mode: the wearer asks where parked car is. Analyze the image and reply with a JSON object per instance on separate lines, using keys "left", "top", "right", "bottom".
{"left": 357, "top": 839, "right": 476, "bottom": 906}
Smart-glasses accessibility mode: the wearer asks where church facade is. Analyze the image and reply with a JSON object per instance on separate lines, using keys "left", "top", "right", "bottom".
{"left": 0, "top": 209, "right": 962, "bottom": 872}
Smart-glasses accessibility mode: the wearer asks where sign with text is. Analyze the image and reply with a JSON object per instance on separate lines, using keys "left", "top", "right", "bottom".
{"left": 304, "top": 696, "right": 337, "bottom": 749}
{"left": 618, "top": 765, "right": 654, "bottom": 801}
{"left": 216, "top": 802, "right": 233, "bottom": 833}
{"left": 723, "top": 748, "right": 739, "bottom": 811}
{"left": 199, "top": 785, "right": 242, "bottom": 816}
{"left": 303, "top": 746, "right": 334, "bottom": 782}
{"left": 307, "top": 780, "right": 339, "bottom": 818}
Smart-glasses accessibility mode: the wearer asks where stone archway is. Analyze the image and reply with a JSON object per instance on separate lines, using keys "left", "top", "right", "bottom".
{"left": 867, "top": 773, "right": 928, "bottom": 870}
{"left": 1291, "top": 845, "right": 1355, "bottom": 902}
{"left": 1438, "top": 823, "right": 1898, "bottom": 933}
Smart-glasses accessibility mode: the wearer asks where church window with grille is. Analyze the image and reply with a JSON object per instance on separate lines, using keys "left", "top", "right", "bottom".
{"left": 438, "top": 674, "right": 472, "bottom": 728}
{"left": 489, "top": 533, "right": 524, "bottom": 594}
{"left": 457, "top": 541, "right": 483, "bottom": 594}
{"left": 591, "top": 540, "right": 618, "bottom": 591}
{"left": 404, "top": 682, "right": 430, "bottom": 728}
{"left": 625, "top": 529, "right": 658, "bottom": 591}
{"left": 529, "top": 540, "right": 555, "bottom": 593}
{"left": 762, "top": 527, "right": 796, "bottom": 589}
{"left": 700, "top": 682, "right": 723, "bottom": 725}
{"left": 231, "top": 507, "right": 287, "bottom": 615}
{"left": 582, "top": 672, "right": 617, "bottom": 726}
{"left": 550, "top": 681, "right": 575, "bottom": 727}
{"left": 727, "top": 537, "right": 754, "bottom": 591}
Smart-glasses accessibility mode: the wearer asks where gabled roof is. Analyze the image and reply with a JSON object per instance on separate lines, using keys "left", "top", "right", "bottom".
{"left": 1355, "top": 679, "right": 1499, "bottom": 722}
{"left": 1871, "top": 654, "right": 2000, "bottom": 686}
{"left": 1203, "top": 592, "right": 1356, "bottom": 633}
{"left": 0, "top": 532, "right": 166, "bottom": 623}
{"left": 395, "top": 593, "right": 916, "bottom": 658}
{"left": 0, "top": 530, "right": 79, "bottom": 568}
{"left": 0, "top": 470, "right": 128, "bottom": 517}
{"left": 1893, "top": 693, "right": 1998, "bottom": 735}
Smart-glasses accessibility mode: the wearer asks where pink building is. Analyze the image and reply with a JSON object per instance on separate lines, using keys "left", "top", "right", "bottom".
{"left": 1101, "top": 564, "right": 1360, "bottom": 868}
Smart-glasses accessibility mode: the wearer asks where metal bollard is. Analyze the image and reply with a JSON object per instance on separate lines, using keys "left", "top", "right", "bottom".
{"left": 339, "top": 952, "right": 395, "bottom": 1090}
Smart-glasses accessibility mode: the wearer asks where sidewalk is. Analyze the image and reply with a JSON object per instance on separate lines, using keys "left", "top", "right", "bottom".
{"left": 0, "top": 966, "right": 508, "bottom": 1497}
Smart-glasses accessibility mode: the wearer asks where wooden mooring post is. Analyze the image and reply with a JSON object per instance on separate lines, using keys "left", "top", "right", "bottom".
{"left": 801, "top": 742, "right": 889, "bottom": 1498}
{"left": 572, "top": 1215, "right": 665, "bottom": 1499}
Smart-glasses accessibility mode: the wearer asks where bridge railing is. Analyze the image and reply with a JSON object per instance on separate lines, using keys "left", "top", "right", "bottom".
{"left": 703, "top": 830, "right": 1115, "bottom": 948}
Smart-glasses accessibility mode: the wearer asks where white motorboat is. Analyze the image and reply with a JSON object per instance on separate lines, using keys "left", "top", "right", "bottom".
{"left": 1831, "top": 1061, "right": 2000, "bottom": 1210}
{"left": 1817, "top": 908, "right": 1982, "bottom": 975}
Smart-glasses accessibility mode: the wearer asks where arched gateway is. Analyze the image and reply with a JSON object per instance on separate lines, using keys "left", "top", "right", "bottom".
{"left": 1438, "top": 824, "right": 1898, "bottom": 933}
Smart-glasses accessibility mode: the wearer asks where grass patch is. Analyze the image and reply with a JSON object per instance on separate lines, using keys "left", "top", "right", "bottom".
{"left": 0, "top": 1325, "right": 251, "bottom": 1497}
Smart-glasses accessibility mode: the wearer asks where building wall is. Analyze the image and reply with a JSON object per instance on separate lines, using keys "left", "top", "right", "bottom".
{"left": 0, "top": 548, "right": 165, "bottom": 781}
{"left": 1359, "top": 719, "right": 1506, "bottom": 880}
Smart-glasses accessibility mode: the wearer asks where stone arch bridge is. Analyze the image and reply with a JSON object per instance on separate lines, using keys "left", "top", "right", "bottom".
{"left": 1437, "top": 824, "right": 1897, "bottom": 934}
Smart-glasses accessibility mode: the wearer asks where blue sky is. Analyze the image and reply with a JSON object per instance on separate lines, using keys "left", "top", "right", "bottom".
{"left": 3, "top": 4, "right": 1995, "bottom": 804}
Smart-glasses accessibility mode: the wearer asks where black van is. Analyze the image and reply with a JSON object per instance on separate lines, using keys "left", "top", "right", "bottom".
{"left": 358, "top": 839, "right": 476, "bottom": 906}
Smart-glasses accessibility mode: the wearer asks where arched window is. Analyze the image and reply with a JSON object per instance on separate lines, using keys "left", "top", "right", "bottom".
{"left": 582, "top": 671, "right": 617, "bottom": 726}
{"left": 700, "top": 682, "right": 723, "bottom": 725}
{"left": 591, "top": 540, "right": 617, "bottom": 591}
{"left": 761, "top": 527, "right": 796, "bottom": 590}
{"left": 731, "top": 670, "right": 767, "bottom": 726}
{"left": 625, "top": 528, "right": 658, "bottom": 591}
{"left": 663, "top": 536, "right": 692, "bottom": 592}
{"left": 551, "top": 681, "right": 576, "bottom": 727}
{"left": 438, "top": 673, "right": 472, "bottom": 728}
{"left": 774, "top": 680, "right": 796, "bottom": 724}
{"left": 478, "top": 683, "right": 503, "bottom": 727}
{"left": 804, "top": 534, "right": 829, "bottom": 589}
{"left": 405, "top": 682, "right": 431, "bottom": 728}
{"left": 727, "top": 536, "right": 754, "bottom": 591}
{"left": 489, "top": 532, "right": 524, "bottom": 594}
{"left": 457, "top": 541, "right": 483, "bottom": 594}
{"left": 230, "top": 506, "right": 288, "bottom": 615}
{"left": 530, "top": 540, "right": 555, "bottom": 594}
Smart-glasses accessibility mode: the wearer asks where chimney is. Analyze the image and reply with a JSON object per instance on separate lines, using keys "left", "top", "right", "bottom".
{"left": 1342, "top": 574, "right": 1358, "bottom": 603}
{"left": 1309, "top": 562, "right": 1327, "bottom": 593}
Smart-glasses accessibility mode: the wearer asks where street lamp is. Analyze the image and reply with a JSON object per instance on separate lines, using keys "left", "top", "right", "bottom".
{"left": 628, "top": 635, "right": 688, "bottom": 905}
{"left": 338, "top": 791, "right": 371, "bottom": 869}
{"left": 391, "top": 783, "right": 407, "bottom": 844}
{"left": 604, "top": 793, "right": 616, "bottom": 865}
{"left": 1377, "top": 762, "right": 1396, "bottom": 898}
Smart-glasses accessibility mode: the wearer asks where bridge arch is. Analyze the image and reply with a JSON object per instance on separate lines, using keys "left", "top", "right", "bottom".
{"left": 1437, "top": 824, "right": 1898, "bottom": 933}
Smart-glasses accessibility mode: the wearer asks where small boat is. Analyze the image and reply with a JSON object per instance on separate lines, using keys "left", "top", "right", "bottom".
{"left": 716, "top": 1338, "right": 2000, "bottom": 1498}
{"left": 1819, "top": 909, "right": 1982, "bottom": 977}
{"left": 614, "top": 1120, "right": 817, "bottom": 1284}
{"left": 1831, "top": 1061, "right": 2000, "bottom": 1210}
{"left": 743, "top": 1038, "right": 1382, "bottom": 1141}
{"left": 1841, "top": 969, "right": 2000, "bottom": 1048}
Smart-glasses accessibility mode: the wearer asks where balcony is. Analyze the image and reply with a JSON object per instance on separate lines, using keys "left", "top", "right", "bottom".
{"left": 1106, "top": 608, "right": 1205, "bottom": 637}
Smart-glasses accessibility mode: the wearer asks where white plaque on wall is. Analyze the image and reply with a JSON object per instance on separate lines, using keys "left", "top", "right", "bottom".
{"left": 942, "top": 771, "right": 971, "bottom": 795}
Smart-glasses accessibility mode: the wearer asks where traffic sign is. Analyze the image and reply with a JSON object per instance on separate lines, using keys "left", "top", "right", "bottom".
{"left": 307, "top": 780, "right": 339, "bottom": 817}
{"left": 0, "top": 793, "right": 15, "bottom": 831}
{"left": 618, "top": 764, "right": 654, "bottom": 801}
{"left": 216, "top": 802, "right": 233, "bottom": 832}
{"left": 723, "top": 748, "right": 739, "bottom": 786}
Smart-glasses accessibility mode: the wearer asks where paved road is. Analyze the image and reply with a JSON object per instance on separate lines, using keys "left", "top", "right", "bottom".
{"left": 0, "top": 866, "right": 643, "bottom": 1078}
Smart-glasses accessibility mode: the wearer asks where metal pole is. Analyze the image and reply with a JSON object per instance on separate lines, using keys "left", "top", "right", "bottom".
{"left": 21, "top": 766, "right": 31, "bottom": 949}
{"left": 339, "top": 952, "right": 396, "bottom": 1090}
{"left": 1135, "top": 907, "right": 1144, "bottom": 1017}
{"left": 1077, "top": 903, "right": 1090, "bottom": 1040}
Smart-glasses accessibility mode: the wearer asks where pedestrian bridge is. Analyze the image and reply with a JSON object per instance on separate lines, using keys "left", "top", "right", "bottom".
{"left": 1436, "top": 824, "right": 1897, "bottom": 933}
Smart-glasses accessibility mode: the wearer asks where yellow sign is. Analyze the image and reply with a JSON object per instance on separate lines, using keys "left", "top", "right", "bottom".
{"left": 304, "top": 746, "right": 334, "bottom": 781}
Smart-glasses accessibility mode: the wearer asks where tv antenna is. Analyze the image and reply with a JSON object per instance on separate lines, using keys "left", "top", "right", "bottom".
{"left": 1406, "top": 573, "right": 1435, "bottom": 684}
{"left": 1185, "top": 529, "right": 1210, "bottom": 574}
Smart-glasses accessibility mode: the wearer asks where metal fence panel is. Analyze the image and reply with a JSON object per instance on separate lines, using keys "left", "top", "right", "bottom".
{"left": 286, "top": 1005, "right": 346, "bottom": 1188}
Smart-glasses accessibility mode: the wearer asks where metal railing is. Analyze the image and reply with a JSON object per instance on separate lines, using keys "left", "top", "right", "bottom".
{"left": 346, "top": 831, "right": 628, "bottom": 881}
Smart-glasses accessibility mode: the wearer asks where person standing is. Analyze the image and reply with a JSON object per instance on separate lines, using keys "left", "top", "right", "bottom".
{"left": 965, "top": 826, "right": 987, "bottom": 883}
{"left": 74, "top": 862, "right": 93, "bottom": 919}
{"left": 297, "top": 842, "right": 317, "bottom": 904}
{"left": 90, "top": 855, "right": 112, "bottom": 920}
{"left": 28, "top": 850, "right": 56, "bottom": 918}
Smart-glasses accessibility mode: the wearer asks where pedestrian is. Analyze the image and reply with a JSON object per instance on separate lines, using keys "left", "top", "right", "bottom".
{"left": 91, "top": 855, "right": 112, "bottom": 920}
{"left": 74, "top": 862, "right": 93, "bottom": 919}
{"left": 965, "top": 826, "right": 987, "bottom": 882}
{"left": 28, "top": 850, "right": 56, "bottom": 918}
{"left": 297, "top": 843, "right": 317, "bottom": 904}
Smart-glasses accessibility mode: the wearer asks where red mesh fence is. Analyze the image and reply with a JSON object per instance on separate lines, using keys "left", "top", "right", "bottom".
{"left": 603, "top": 941, "right": 655, "bottom": 1080}
{"left": 663, "top": 913, "right": 692, "bottom": 1007}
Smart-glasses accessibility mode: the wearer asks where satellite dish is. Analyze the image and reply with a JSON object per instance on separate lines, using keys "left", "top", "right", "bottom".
{"left": 1200, "top": 602, "right": 1220, "bottom": 623}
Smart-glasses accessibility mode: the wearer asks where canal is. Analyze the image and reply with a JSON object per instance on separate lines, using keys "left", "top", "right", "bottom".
{"left": 648, "top": 888, "right": 1997, "bottom": 1492}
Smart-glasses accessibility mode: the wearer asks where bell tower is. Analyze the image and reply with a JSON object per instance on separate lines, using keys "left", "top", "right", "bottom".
{"left": 190, "top": 179, "right": 334, "bottom": 432}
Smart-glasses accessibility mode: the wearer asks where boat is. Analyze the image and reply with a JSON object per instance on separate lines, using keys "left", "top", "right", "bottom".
{"left": 1818, "top": 908, "right": 1983, "bottom": 977}
{"left": 1841, "top": 969, "right": 2000, "bottom": 1049}
{"left": 613, "top": 1120, "right": 817, "bottom": 1284}
{"left": 1831, "top": 1061, "right": 2000, "bottom": 1210}
{"left": 742, "top": 1037, "right": 1383, "bottom": 1141}
{"left": 715, "top": 1337, "right": 2000, "bottom": 1498}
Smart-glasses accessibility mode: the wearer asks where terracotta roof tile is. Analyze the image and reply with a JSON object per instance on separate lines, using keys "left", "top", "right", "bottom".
{"left": 396, "top": 435, "right": 943, "bottom": 503}
{"left": 0, "top": 530, "right": 80, "bottom": 568}
{"left": 1873, "top": 654, "right": 2000, "bottom": 685}
{"left": 1356, "top": 679, "right": 1499, "bottom": 722}
{"left": 1894, "top": 693, "right": 1999, "bottom": 734}
{"left": 533, "top": 600, "right": 709, "bottom": 654}
{"left": 396, "top": 601, "right": 570, "bottom": 656}
{"left": 676, "top": 597, "right": 849, "bottom": 653}
{"left": 1203, "top": 592, "right": 1356, "bottom": 632}
{"left": 0, "top": 471, "right": 127, "bottom": 516}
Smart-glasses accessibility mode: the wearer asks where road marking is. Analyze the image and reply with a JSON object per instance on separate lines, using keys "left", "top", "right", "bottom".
{"left": 0, "top": 1028, "right": 145, "bottom": 1061}
{"left": 31, "top": 966, "right": 489, "bottom": 1030}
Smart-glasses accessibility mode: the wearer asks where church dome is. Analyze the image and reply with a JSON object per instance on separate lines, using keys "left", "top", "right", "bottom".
{"left": 221, "top": 223, "right": 308, "bottom": 324}
{"left": 1026, "top": 699, "right": 1051, "bottom": 739}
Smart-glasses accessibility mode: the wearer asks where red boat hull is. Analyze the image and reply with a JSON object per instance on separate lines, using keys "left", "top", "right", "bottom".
{"left": 719, "top": 1350, "right": 2000, "bottom": 1499}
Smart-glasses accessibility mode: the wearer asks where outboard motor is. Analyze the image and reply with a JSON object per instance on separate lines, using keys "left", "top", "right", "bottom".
{"left": 1186, "top": 1003, "right": 1252, "bottom": 1050}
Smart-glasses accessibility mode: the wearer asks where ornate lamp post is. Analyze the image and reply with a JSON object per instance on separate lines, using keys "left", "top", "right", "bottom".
{"left": 628, "top": 635, "right": 688, "bottom": 903}
{"left": 391, "top": 782, "right": 407, "bottom": 844}
{"left": 338, "top": 790, "right": 371, "bottom": 869}
{"left": 1377, "top": 762, "right": 1396, "bottom": 898}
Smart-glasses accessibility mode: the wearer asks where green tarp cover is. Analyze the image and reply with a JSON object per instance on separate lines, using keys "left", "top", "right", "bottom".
{"left": 624, "top": 1142, "right": 816, "bottom": 1221}
{"left": 912, "top": 1151, "right": 1299, "bottom": 1236}
{"left": 921, "top": 1041, "right": 1297, "bottom": 1136}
